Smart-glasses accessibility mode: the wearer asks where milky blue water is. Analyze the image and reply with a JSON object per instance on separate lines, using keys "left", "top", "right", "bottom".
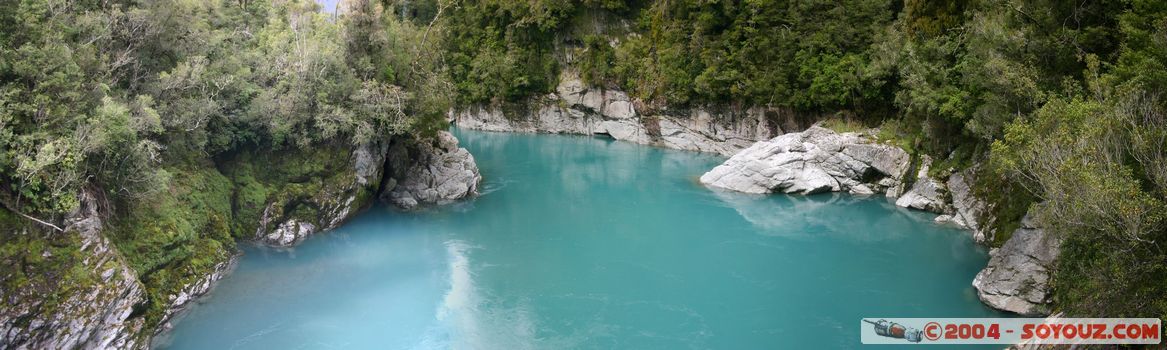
{"left": 156, "top": 129, "right": 1003, "bottom": 349}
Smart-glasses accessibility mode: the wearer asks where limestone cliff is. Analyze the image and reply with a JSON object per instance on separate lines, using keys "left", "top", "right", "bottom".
{"left": 455, "top": 72, "right": 793, "bottom": 157}
{"left": 223, "top": 142, "right": 389, "bottom": 247}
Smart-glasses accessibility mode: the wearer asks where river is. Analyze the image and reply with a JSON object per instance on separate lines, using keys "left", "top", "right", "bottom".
{"left": 157, "top": 129, "right": 1004, "bottom": 349}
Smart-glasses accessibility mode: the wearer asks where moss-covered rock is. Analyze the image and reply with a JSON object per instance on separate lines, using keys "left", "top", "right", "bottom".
{"left": 1, "top": 190, "right": 148, "bottom": 349}
{"left": 220, "top": 142, "right": 386, "bottom": 246}
{"left": 103, "top": 160, "right": 236, "bottom": 335}
{"left": 0, "top": 134, "right": 482, "bottom": 348}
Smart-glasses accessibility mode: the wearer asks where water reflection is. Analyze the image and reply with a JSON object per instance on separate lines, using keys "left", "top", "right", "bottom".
{"left": 706, "top": 185, "right": 936, "bottom": 242}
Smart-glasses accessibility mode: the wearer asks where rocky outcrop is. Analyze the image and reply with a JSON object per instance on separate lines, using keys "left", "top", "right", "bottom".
{"left": 381, "top": 131, "right": 482, "bottom": 210}
{"left": 699, "top": 126, "right": 911, "bottom": 195}
{"left": 0, "top": 191, "right": 147, "bottom": 350}
{"left": 972, "top": 214, "right": 1061, "bottom": 316}
{"left": 244, "top": 142, "right": 388, "bottom": 247}
{"left": 3, "top": 132, "right": 485, "bottom": 348}
{"left": 895, "top": 155, "right": 948, "bottom": 213}
{"left": 154, "top": 256, "right": 236, "bottom": 335}
{"left": 945, "top": 169, "right": 989, "bottom": 242}
{"left": 455, "top": 72, "right": 779, "bottom": 157}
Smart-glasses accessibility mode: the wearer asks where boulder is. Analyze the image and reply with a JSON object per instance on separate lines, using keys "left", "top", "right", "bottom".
{"left": 895, "top": 155, "right": 948, "bottom": 213}
{"left": 972, "top": 214, "right": 1061, "bottom": 316}
{"left": 382, "top": 131, "right": 482, "bottom": 210}
{"left": 699, "top": 126, "right": 911, "bottom": 195}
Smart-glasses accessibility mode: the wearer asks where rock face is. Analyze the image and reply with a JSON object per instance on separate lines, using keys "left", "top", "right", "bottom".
{"left": 154, "top": 256, "right": 236, "bottom": 334}
{"left": 382, "top": 131, "right": 482, "bottom": 210}
{"left": 0, "top": 191, "right": 147, "bottom": 350}
{"left": 699, "top": 126, "right": 911, "bottom": 195}
{"left": 2, "top": 132, "right": 485, "bottom": 348}
{"left": 895, "top": 155, "right": 948, "bottom": 213}
{"left": 972, "top": 214, "right": 1061, "bottom": 316}
{"left": 455, "top": 72, "right": 779, "bottom": 157}
{"left": 947, "top": 169, "right": 989, "bottom": 242}
{"left": 248, "top": 142, "right": 388, "bottom": 247}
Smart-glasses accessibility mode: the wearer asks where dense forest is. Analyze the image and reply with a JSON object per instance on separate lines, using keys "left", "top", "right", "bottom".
{"left": 0, "top": 0, "right": 450, "bottom": 330}
{"left": 2, "top": 0, "right": 1166, "bottom": 341}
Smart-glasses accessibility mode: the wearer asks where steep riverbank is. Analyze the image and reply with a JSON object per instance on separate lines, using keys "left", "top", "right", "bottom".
{"left": 454, "top": 72, "right": 831, "bottom": 157}
{"left": 0, "top": 132, "right": 481, "bottom": 349}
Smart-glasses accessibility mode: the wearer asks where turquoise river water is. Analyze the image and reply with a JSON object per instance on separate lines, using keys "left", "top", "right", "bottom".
{"left": 157, "top": 129, "right": 1004, "bottom": 349}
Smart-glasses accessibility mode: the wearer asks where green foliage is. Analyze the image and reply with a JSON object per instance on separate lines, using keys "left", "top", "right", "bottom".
{"left": 219, "top": 142, "right": 364, "bottom": 236}
{"left": 1, "top": 0, "right": 444, "bottom": 217}
{"left": 443, "top": 0, "right": 576, "bottom": 105}
{"left": 993, "top": 95, "right": 1167, "bottom": 318}
{"left": 819, "top": 117, "right": 869, "bottom": 134}
{"left": 106, "top": 162, "right": 235, "bottom": 324}
{"left": 888, "top": 0, "right": 1125, "bottom": 143}
{"left": 609, "top": 0, "right": 894, "bottom": 110}
{"left": 0, "top": 209, "right": 98, "bottom": 323}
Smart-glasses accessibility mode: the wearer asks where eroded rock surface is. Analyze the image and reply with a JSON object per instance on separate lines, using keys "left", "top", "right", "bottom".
{"left": 947, "top": 169, "right": 989, "bottom": 242}
{"left": 248, "top": 142, "right": 387, "bottom": 247}
{"left": 154, "top": 256, "right": 236, "bottom": 336}
{"left": 972, "top": 214, "right": 1061, "bottom": 316}
{"left": 699, "top": 126, "right": 911, "bottom": 195}
{"left": 455, "top": 73, "right": 778, "bottom": 156}
{"left": 895, "top": 155, "right": 948, "bottom": 213}
{"left": 0, "top": 191, "right": 146, "bottom": 350}
{"left": 382, "top": 131, "right": 482, "bottom": 210}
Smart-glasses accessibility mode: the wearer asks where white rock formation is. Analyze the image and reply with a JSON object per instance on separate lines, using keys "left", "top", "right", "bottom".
{"left": 455, "top": 72, "right": 777, "bottom": 157}
{"left": 947, "top": 169, "right": 989, "bottom": 242}
{"left": 383, "top": 131, "right": 482, "bottom": 210}
{"left": 155, "top": 256, "right": 236, "bottom": 336}
{"left": 972, "top": 214, "right": 1061, "bottom": 316}
{"left": 895, "top": 155, "right": 948, "bottom": 213}
{"left": 699, "top": 126, "right": 911, "bottom": 195}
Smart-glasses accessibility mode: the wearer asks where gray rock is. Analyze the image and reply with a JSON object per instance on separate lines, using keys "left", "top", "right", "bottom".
{"left": 0, "top": 191, "right": 147, "bottom": 350}
{"left": 972, "top": 214, "right": 1061, "bottom": 316}
{"left": 948, "top": 169, "right": 989, "bottom": 242}
{"left": 254, "top": 143, "right": 387, "bottom": 247}
{"left": 455, "top": 72, "right": 776, "bottom": 157}
{"left": 895, "top": 155, "right": 948, "bottom": 213}
{"left": 154, "top": 256, "right": 236, "bottom": 337}
{"left": 261, "top": 219, "right": 316, "bottom": 247}
{"left": 383, "top": 131, "right": 482, "bottom": 210}
{"left": 699, "top": 126, "right": 911, "bottom": 195}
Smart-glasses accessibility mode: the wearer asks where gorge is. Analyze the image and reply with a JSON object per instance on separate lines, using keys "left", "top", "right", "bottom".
{"left": 4, "top": 0, "right": 1166, "bottom": 348}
